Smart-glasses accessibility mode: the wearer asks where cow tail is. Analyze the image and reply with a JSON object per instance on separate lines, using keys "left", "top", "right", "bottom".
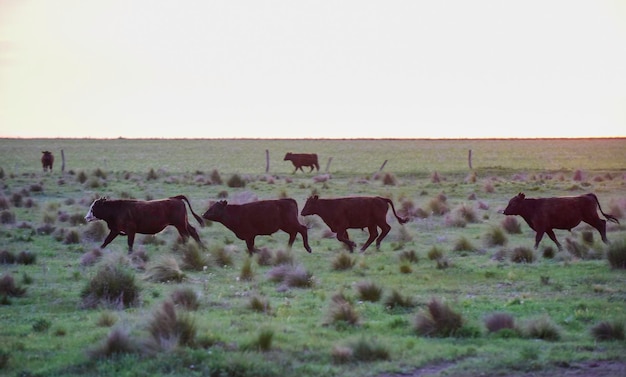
{"left": 590, "top": 193, "right": 620, "bottom": 225}
{"left": 383, "top": 198, "right": 409, "bottom": 224}
{"left": 172, "top": 195, "right": 205, "bottom": 226}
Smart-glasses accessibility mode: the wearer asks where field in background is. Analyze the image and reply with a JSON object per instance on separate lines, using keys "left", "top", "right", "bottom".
{"left": 0, "top": 138, "right": 625, "bottom": 377}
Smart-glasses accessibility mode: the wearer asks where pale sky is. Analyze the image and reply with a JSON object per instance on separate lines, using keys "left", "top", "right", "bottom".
{"left": 1, "top": 0, "right": 625, "bottom": 139}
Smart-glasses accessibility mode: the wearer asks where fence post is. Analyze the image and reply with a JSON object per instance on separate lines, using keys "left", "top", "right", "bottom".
{"left": 61, "top": 149, "right": 66, "bottom": 173}
{"left": 265, "top": 149, "right": 270, "bottom": 173}
{"left": 468, "top": 149, "right": 473, "bottom": 170}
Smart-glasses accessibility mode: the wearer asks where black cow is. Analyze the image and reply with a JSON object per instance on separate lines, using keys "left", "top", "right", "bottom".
{"left": 284, "top": 153, "right": 319, "bottom": 173}
{"left": 503, "top": 192, "right": 619, "bottom": 250}
{"left": 301, "top": 195, "right": 408, "bottom": 252}
{"left": 41, "top": 151, "right": 54, "bottom": 172}
{"left": 202, "top": 198, "right": 312, "bottom": 255}
{"left": 84, "top": 195, "right": 204, "bottom": 252}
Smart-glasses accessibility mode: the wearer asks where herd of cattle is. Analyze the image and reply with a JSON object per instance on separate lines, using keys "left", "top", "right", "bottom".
{"left": 42, "top": 150, "right": 622, "bottom": 254}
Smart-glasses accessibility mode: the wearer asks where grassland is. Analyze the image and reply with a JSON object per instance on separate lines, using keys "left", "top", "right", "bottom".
{"left": 1, "top": 138, "right": 625, "bottom": 377}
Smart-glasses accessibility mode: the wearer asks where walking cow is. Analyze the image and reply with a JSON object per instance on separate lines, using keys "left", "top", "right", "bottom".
{"left": 503, "top": 192, "right": 619, "bottom": 250}
{"left": 41, "top": 151, "right": 54, "bottom": 172}
{"left": 301, "top": 195, "right": 408, "bottom": 253}
{"left": 284, "top": 153, "right": 319, "bottom": 174}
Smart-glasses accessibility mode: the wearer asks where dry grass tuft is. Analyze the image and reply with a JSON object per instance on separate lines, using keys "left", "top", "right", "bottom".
{"left": 355, "top": 280, "right": 383, "bottom": 302}
{"left": 332, "top": 252, "right": 356, "bottom": 271}
{"left": 590, "top": 321, "right": 625, "bottom": 341}
{"left": 144, "top": 257, "right": 186, "bottom": 283}
{"left": 413, "top": 298, "right": 463, "bottom": 337}
{"left": 145, "top": 300, "right": 197, "bottom": 352}
{"left": 326, "top": 292, "right": 359, "bottom": 326}
{"left": 170, "top": 287, "right": 200, "bottom": 311}
{"left": 87, "top": 327, "right": 139, "bottom": 359}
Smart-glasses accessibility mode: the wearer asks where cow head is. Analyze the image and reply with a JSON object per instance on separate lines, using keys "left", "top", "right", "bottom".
{"left": 300, "top": 195, "right": 319, "bottom": 216}
{"left": 283, "top": 152, "right": 293, "bottom": 161}
{"left": 503, "top": 193, "right": 525, "bottom": 215}
{"left": 203, "top": 200, "right": 227, "bottom": 221}
{"left": 85, "top": 197, "right": 107, "bottom": 222}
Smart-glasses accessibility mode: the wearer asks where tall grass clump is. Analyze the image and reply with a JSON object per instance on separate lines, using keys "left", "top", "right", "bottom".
{"left": 355, "top": 280, "right": 383, "bottom": 302}
{"left": 170, "top": 287, "right": 200, "bottom": 311}
{"left": 345, "top": 337, "right": 390, "bottom": 362}
{"left": 0, "top": 274, "right": 27, "bottom": 297}
{"left": 227, "top": 174, "right": 246, "bottom": 188}
{"left": 413, "top": 298, "right": 464, "bottom": 337}
{"left": 248, "top": 295, "right": 271, "bottom": 314}
{"left": 383, "top": 289, "right": 415, "bottom": 312}
{"left": 239, "top": 257, "right": 255, "bottom": 281}
{"left": 145, "top": 300, "right": 197, "bottom": 352}
{"left": 510, "top": 247, "right": 536, "bottom": 263}
{"left": 179, "top": 243, "right": 210, "bottom": 271}
{"left": 607, "top": 238, "right": 626, "bottom": 269}
{"left": 483, "top": 226, "right": 508, "bottom": 247}
{"left": 88, "top": 327, "right": 139, "bottom": 359}
{"left": 484, "top": 312, "right": 520, "bottom": 338}
{"left": 326, "top": 292, "right": 359, "bottom": 326}
{"left": 243, "top": 328, "right": 274, "bottom": 352}
{"left": 590, "top": 321, "right": 625, "bottom": 341}
{"left": 332, "top": 252, "right": 356, "bottom": 271}
{"left": 501, "top": 216, "right": 522, "bottom": 234}
{"left": 144, "top": 257, "right": 186, "bottom": 283}
{"left": 80, "top": 263, "right": 140, "bottom": 309}
{"left": 210, "top": 169, "right": 223, "bottom": 185}
{"left": 523, "top": 316, "right": 561, "bottom": 341}
{"left": 453, "top": 236, "right": 476, "bottom": 252}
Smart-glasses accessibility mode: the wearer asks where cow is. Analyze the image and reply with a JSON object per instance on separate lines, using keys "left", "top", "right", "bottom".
{"left": 284, "top": 152, "right": 319, "bottom": 173}
{"left": 503, "top": 192, "right": 619, "bottom": 250}
{"left": 202, "top": 198, "right": 312, "bottom": 255}
{"left": 41, "top": 151, "right": 54, "bottom": 172}
{"left": 84, "top": 195, "right": 204, "bottom": 253}
{"left": 300, "top": 195, "right": 409, "bottom": 253}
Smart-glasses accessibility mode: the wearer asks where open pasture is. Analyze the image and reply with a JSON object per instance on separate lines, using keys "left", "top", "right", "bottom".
{"left": 1, "top": 138, "right": 625, "bottom": 377}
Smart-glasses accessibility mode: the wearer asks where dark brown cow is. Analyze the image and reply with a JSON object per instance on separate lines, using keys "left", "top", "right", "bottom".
{"left": 41, "top": 151, "right": 54, "bottom": 172}
{"left": 202, "top": 198, "right": 311, "bottom": 255}
{"left": 284, "top": 152, "right": 319, "bottom": 173}
{"left": 301, "top": 195, "right": 408, "bottom": 253}
{"left": 84, "top": 195, "right": 204, "bottom": 253}
{"left": 503, "top": 192, "right": 619, "bottom": 250}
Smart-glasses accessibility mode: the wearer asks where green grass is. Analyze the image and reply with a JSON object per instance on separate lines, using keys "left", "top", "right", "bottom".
{"left": 0, "top": 138, "right": 625, "bottom": 377}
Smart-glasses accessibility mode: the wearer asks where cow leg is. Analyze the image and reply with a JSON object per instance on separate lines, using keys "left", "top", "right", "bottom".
{"left": 187, "top": 223, "right": 205, "bottom": 248}
{"left": 360, "top": 225, "right": 379, "bottom": 252}
{"left": 375, "top": 223, "right": 392, "bottom": 250}
{"left": 245, "top": 238, "right": 256, "bottom": 256}
{"left": 336, "top": 230, "right": 356, "bottom": 253}
{"left": 127, "top": 232, "right": 136, "bottom": 253}
{"left": 545, "top": 229, "right": 562, "bottom": 251}
{"left": 533, "top": 230, "right": 545, "bottom": 250}
{"left": 100, "top": 230, "right": 119, "bottom": 249}
{"left": 586, "top": 218, "right": 609, "bottom": 244}
{"left": 299, "top": 225, "right": 312, "bottom": 253}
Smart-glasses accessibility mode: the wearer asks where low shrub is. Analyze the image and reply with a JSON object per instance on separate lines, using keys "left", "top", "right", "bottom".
{"left": 210, "top": 169, "right": 223, "bottom": 185}
{"left": 483, "top": 226, "right": 507, "bottom": 247}
{"left": 81, "top": 263, "right": 140, "bottom": 309}
{"left": 248, "top": 295, "right": 271, "bottom": 314}
{"left": 239, "top": 257, "right": 255, "bottom": 281}
{"left": 88, "top": 327, "right": 139, "bottom": 359}
{"left": 590, "top": 321, "right": 625, "bottom": 341}
{"left": 256, "top": 248, "right": 273, "bottom": 266}
{"left": 0, "top": 210, "right": 15, "bottom": 225}
{"left": 383, "top": 289, "right": 415, "bottom": 312}
{"left": 0, "top": 274, "right": 26, "bottom": 297}
{"left": 144, "top": 257, "right": 186, "bottom": 283}
{"left": 0, "top": 250, "right": 15, "bottom": 264}
{"left": 180, "top": 243, "right": 210, "bottom": 271}
{"left": 170, "top": 287, "right": 200, "bottom": 311}
{"left": 0, "top": 348, "right": 10, "bottom": 370}
{"left": 349, "top": 337, "right": 390, "bottom": 362}
{"left": 607, "top": 238, "right": 626, "bottom": 269}
{"left": 332, "top": 252, "right": 356, "bottom": 271}
{"left": 398, "top": 249, "right": 419, "bottom": 263}
{"left": 16, "top": 251, "right": 36, "bottom": 265}
{"left": 244, "top": 328, "right": 274, "bottom": 352}
{"left": 427, "top": 246, "right": 443, "bottom": 260}
{"left": 97, "top": 311, "right": 118, "bottom": 327}
{"left": 510, "top": 247, "right": 536, "bottom": 263}
{"left": 32, "top": 318, "right": 51, "bottom": 332}
{"left": 413, "top": 298, "right": 464, "bottom": 337}
{"left": 501, "top": 216, "right": 522, "bottom": 234}
{"left": 227, "top": 174, "right": 246, "bottom": 188}
{"left": 523, "top": 316, "right": 561, "bottom": 341}
{"left": 355, "top": 280, "right": 383, "bottom": 302}
{"left": 146, "top": 300, "right": 197, "bottom": 352}
{"left": 484, "top": 312, "right": 518, "bottom": 335}
{"left": 326, "top": 292, "right": 359, "bottom": 326}
{"left": 80, "top": 249, "right": 103, "bottom": 267}
{"left": 453, "top": 236, "right": 476, "bottom": 252}
{"left": 210, "top": 246, "right": 234, "bottom": 267}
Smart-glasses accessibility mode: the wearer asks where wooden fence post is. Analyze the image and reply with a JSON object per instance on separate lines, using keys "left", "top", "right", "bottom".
{"left": 325, "top": 157, "right": 333, "bottom": 172}
{"left": 379, "top": 160, "right": 388, "bottom": 172}
{"left": 265, "top": 149, "right": 270, "bottom": 173}
{"left": 468, "top": 149, "right": 472, "bottom": 170}
{"left": 61, "top": 149, "right": 66, "bottom": 173}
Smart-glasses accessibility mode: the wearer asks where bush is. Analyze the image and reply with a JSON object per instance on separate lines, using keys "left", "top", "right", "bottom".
{"left": 523, "top": 316, "right": 561, "bottom": 341}
{"left": 398, "top": 249, "right": 419, "bottom": 263}
{"left": 81, "top": 263, "right": 140, "bottom": 309}
{"left": 244, "top": 328, "right": 274, "bottom": 352}
{"left": 0, "top": 274, "right": 26, "bottom": 297}
{"left": 146, "top": 300, "right": 197, "bottom": 351}
{"left": 144, "top": 257, "right": 186, "bottom": 283}
{"left": 453, "top": 236, "right": 476, "bottom": 252}
{"left": 607, "top": 238, "right": 626, "bottom": 269}
{"left": 413, "top": 298, "right": 464, "bottom": 337}
{"left": 590, "top": 321, "right": 625, "bottom": 341}
{"left": 248, "top": 295, "right": 271, "bottom": 314}
{"left": 97, "top": 311, "right": 118, "bottom": 327}
{"left": 16, "top": 251, "right": 36, "bottom": 265}
{"left": 0, "top": 250, "right": 15, "bottom": 264}
{"left": 427, "top": 246, "right": 443, "bottom": 260}
{"left": 0, "top": 348, "right": 10, "bottom": 370}
{"left": 483, "top": 226, "right": 507, "bottom": 247}
{"left": 227, "top": 174, "right": 246, "bottom": 188}
{"left": 510, "top": 247, "right": 536, "bottom": 263}
{"left": 210, "top": 169, "right": 223, "bottom": 185}
{"left": 210, "top": 246, "right": 234, "bottom": 267}
{"left": 63, "top": 229, "right": 81, "bottom": 244}
{"left": 170, "top": 287, "right": 200, "bottom": 311}
{"left": 349, "top": 337, "right": 390, "bottom": 362}
{"left": 383, "top": 289, "right": 415, "bottom": 312}
{"left": 180, "top": 243, "right": 210, "bottom": 271}
{"left": 484, "top": 312, "right": 518, "bottom": 334}
{"left": 88, "top": 327, "right": 139, "bottom": 359}
{"left": 326, "top": 292, "right": 359, "bottom": 326}
{"left": 501, "top": 216, "right": 521, "bottom": 234}
{"left": 0, "top": 210, "right": 15, "bottom": 225}
{"left": 239, "top": 257, "right": 254, "bottom": 281}
{"left": 32, "top": 318, "right": 51, "bottom": 332}
{"left": 355, "top": 280, "right": 383, "bottom": 302}
{"left": 332, "top": 252, "right": 356, "bottom": 271}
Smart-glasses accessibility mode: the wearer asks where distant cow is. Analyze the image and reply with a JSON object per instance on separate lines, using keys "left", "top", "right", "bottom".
{"left": 202, "top": 198, "right": 311, "bottom": 255}
{"left": 41, "top": 151, "right": 54, "bottom": 171}
{"left": 301, "top": 195, "right": 408, "bottom": 253}
{"left": 503, "top": 193, "right": 619, "bottom": 250}
{"left": 284, "top": 153, "right": 319, "bottom": 173}
{"left": 84, "top": 195, "right": 204, "bottom": 253}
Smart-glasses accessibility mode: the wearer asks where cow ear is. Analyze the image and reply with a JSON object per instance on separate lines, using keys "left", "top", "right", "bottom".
{"left": 312, "top": 195, "right": 319, "bottom": 200}
{"left": 518, "top": 193, "right": 525, "bottom": 199}
{"left": 220, "top": 200, "right": 227, "bottom": 205}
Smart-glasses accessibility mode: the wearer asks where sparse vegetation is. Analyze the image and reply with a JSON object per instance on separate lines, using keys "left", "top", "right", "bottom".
{"left": 413, "top": 298, "right": 464, "bottom": 337}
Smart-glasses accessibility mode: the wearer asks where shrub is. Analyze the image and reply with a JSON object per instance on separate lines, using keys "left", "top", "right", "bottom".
{"left": 427, "top": 246, "right": 443, "bottom": 261}
{"left": 484, "top": 312, "right": 517, "bottom": 334}
{"left": 80, "top": 249, "right": 103, "bottom": 267}
{"left": 144, "top": 257, "right": 186, "bottom": 283}
{"left": 88, "top": 327, "right": 139, "bottom": 359}
{"left": 542, "top": 246, "right": 556, "bottom": 259}
{"left": 355, "top": 280, "right": 383, "bottom": 302}
{"left": 523, "top": 316, "right": 561, "bottom": 341}
{"left": 398, "top": 249, "right": 419, "bottom": 263}
{"left": 453, "top": 236, "right": 476, "bottom": 252}
{"left": 326, "top": 292, "right": 359, "bottom": 326}
{"left": 331, "top": 345, "right": 353, "bottom": 364}
{"left": 210, "top": 246, "right": 233, "bottom": 267}
{"left": 501, "top": 216, "right": 521, "bottom": 234}
{"left": 0, "top": 348, "right": 9, "bottom": 370}
{"left": 510, "top": 247, "right": 536, "bottom": 263}
{"left": 0, "top": 274, "right": 26, "bottom": 297}
{"left": 63, "top": 229, "right": 81, "bottom": 244}
{"left": 436, "top": 257, "right": 451, "bottom": 269}
{"left": 210, "top": 169, "right": 223, "bottom": 185}
{"left": 77, "top": 171, "right": 88, "bottom": 183}
{"left": 607, "top": 238, "right": 626, "bottom": 269}
{"left": 483, "top": 226, "right": 508, "bottom": 247}
{"left": 590, "top": 321, "right": 625, "bottom": 341}
{"left": 97, "top": 311, "right": 118, "bottom": 327}
{"left": 170, "top": 287, "right": 200, "bottom": 311}
{"left": 146, "top": 300, "right": 197, "bottom": 351}
{"left": 248, "top": 295, "right": 271, "bottom": 314}
{"left": 0, "top": 196, "right": 9, "bottom": 210}
{"left": 32, "top": 318, "right": 51, "bottom": 332}
{"left": 227, "top": 174, "right": 246, "bottom": 188}
{"left": 332, "top": 252, "right": 356, "bottom": 271}
{"left": 147, "top": 168, "right": 159, "bottom": 180}
{"left": 284, "top": 265, "right": 313, "bottom": 288}
{"left": 383, "top": 289, "right": 415, "bottom": 311}
{"left": 349, "top": 337, "right": 390, "bottom": 362}
{"left": 272, "top": 249, "right": 294, "bottom": 266}
{"left": 180, "top": 243, "right": 210, "bottom": 271}
{"left": 456, "top": 204, "right": 478, "bottom": 223}
{"left": 239, "top": 257, "right": 255, "bottom": 281}
{"left": 382, "top": 173, "right": 398, "bottom": 186}
{"left": 81, "top": 263, "right": 140, "bottom": 309}
{"left": 0, "top": 250, "right": 15, "bottom": 264}
{"left": 256, "top": 248, "right": 273, "bottom": 266}
{"left": 0, "top": 210, "right": 15, "bottom": 224}
{"left": 16, "top": 251, "right": 36, "bottom": 265}
{"left": 413, "top": 298, "right": 464, "bottom": 337}
{"left": 245, "top": 328, "right": 274, "bottom": 352}
{"left": 428, "top": 197, "right": 449, "bottom": 216}
{"left": 10, "top": 193, "right": 22, "bottom": 207}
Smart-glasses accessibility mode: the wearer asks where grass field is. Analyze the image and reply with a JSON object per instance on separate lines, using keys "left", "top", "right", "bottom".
{"left": 1, "top": 138, "right": 625, "bottom": 377}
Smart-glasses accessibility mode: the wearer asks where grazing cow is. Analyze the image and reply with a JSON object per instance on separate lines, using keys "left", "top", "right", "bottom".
{"left": 301, "top": 195, "right": 408, "bottom": 253}
{"left": 41, "top": 151, "right": 54, "bottom": 172}
{"left": 202, "top": 198, "right": 311, "bottom": 255}
{"left": 84, "top": 195, "right": 204, "bottom": 253}
{"left": 284, "top": 152, "right": 319, "bottom": 173}
{"left": 503, "top": 193, "right": 619, "bottom": 250}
